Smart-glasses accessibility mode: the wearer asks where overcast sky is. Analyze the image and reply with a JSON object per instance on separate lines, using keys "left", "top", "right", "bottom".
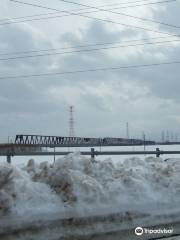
{"left": 0, "top": 0, "right": 180, "bottom": 142}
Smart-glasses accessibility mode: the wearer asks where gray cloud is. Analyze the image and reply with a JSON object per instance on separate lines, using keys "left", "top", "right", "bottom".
{"left": 0, "top": 0, "right": 180, "bottom": 142}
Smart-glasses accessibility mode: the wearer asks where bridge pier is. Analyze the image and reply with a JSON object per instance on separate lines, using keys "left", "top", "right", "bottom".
{"left": 53, "top": 147, "right": 56, "bottom": 164}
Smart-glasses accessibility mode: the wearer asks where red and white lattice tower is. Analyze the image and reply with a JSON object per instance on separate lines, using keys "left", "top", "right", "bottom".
{"left": 69, "top": 105, "right": 75, "bottom": 137}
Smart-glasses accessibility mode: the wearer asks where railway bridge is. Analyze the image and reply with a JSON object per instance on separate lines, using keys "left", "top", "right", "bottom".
{"left": 0, "top": 134, "right": 179, "bottom": 163}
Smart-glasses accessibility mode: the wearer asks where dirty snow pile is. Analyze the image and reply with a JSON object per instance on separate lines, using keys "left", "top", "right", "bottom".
{"left": 0, "top": 152, "right": 180, "bottom": 218}
{"left": 0, "top": 161, "right": 63, "bottom": 217}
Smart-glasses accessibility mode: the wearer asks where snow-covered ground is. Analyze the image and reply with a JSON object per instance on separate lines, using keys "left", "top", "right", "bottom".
{"left": 0, "top": 145, "right": 180, "bottom": 239}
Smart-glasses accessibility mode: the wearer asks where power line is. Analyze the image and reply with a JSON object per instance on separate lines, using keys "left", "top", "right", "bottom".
{"left": 1, "top": 0, "right": 172, "bottom": 23}
{"left": 58, "top": 0, "right": 180, "bottom": 29}
{"left": 3, "top": 0, "right": 176, "bottom": 27}
{"left": 9, "top": 0, "right": 179, "bottom": 38}
{"left": 0, "top": 36, "right": 176, "bottom": 56}
{"left": 0, "top": 60, "right": 180, "bottom": 80}
{"left": 0, "top": 11, "right": 61, "bottom": 22}
{"left": 0, "top": 38, "right": 180, "bottom": 61}
{"left": 0, "top": 2, "right": 126, "bottom": 22}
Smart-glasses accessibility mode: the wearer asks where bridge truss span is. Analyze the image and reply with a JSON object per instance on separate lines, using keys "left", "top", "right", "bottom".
{"left": 15, "top": 134, "right": 102, "bottom": 146}
{"left": 14, "top": 134, "right": 155, "bottom": 147}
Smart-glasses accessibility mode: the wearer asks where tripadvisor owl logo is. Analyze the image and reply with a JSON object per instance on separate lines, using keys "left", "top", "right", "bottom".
{"left": 135, "top": 227, "right": 144, "bottom": 236}
{"left": 134, "top": 226, "right": 173, "bottom": 236}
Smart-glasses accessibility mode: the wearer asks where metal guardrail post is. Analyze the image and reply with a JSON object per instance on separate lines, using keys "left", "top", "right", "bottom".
{"left": 7, "top": 155, "right": 11, "bottom": 163}
{"left": 156, "top": 148, "right": 160, "bottom": 157}
{"left": 91, "top": 148, "right": 95, "bottom": 160}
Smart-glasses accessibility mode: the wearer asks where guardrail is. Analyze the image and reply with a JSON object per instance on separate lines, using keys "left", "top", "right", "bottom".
{"left": 1, "top": 147, "right": 180, "bottom": 163}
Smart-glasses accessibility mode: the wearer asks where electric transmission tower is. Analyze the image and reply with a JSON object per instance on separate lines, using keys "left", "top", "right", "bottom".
{"left": 166, "top": 130, "right": 169, "bottom": 142}
{"left": 69, "top": 105, "right": 75, "bottom": 137}
{"left": 161, "top": 130, "right": 165, "bottom": 142}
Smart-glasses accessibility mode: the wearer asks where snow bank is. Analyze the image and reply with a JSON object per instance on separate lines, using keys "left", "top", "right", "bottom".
{"left": 0, "top": 153, "right": 180, "bottom": 218}
{"left": 0, "top": 162, "right": 63, "bottom": 217}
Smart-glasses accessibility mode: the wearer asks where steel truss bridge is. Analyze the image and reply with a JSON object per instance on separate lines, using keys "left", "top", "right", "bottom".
{"left": 14, "top": 134, "right": 155, "bottom": 147}
{"left": 0, "top": 134, "right": 180, "bottom": 163}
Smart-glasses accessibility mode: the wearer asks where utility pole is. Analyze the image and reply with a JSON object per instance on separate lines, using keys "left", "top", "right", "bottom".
{"left": 126, "top": 122, "right": 129, "bottom": 139}
{"left": 175, "top": 133, "right": 178, "bottom": 142}
{"left": 142, "top": 131, "right": 146, "bottom": 152}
